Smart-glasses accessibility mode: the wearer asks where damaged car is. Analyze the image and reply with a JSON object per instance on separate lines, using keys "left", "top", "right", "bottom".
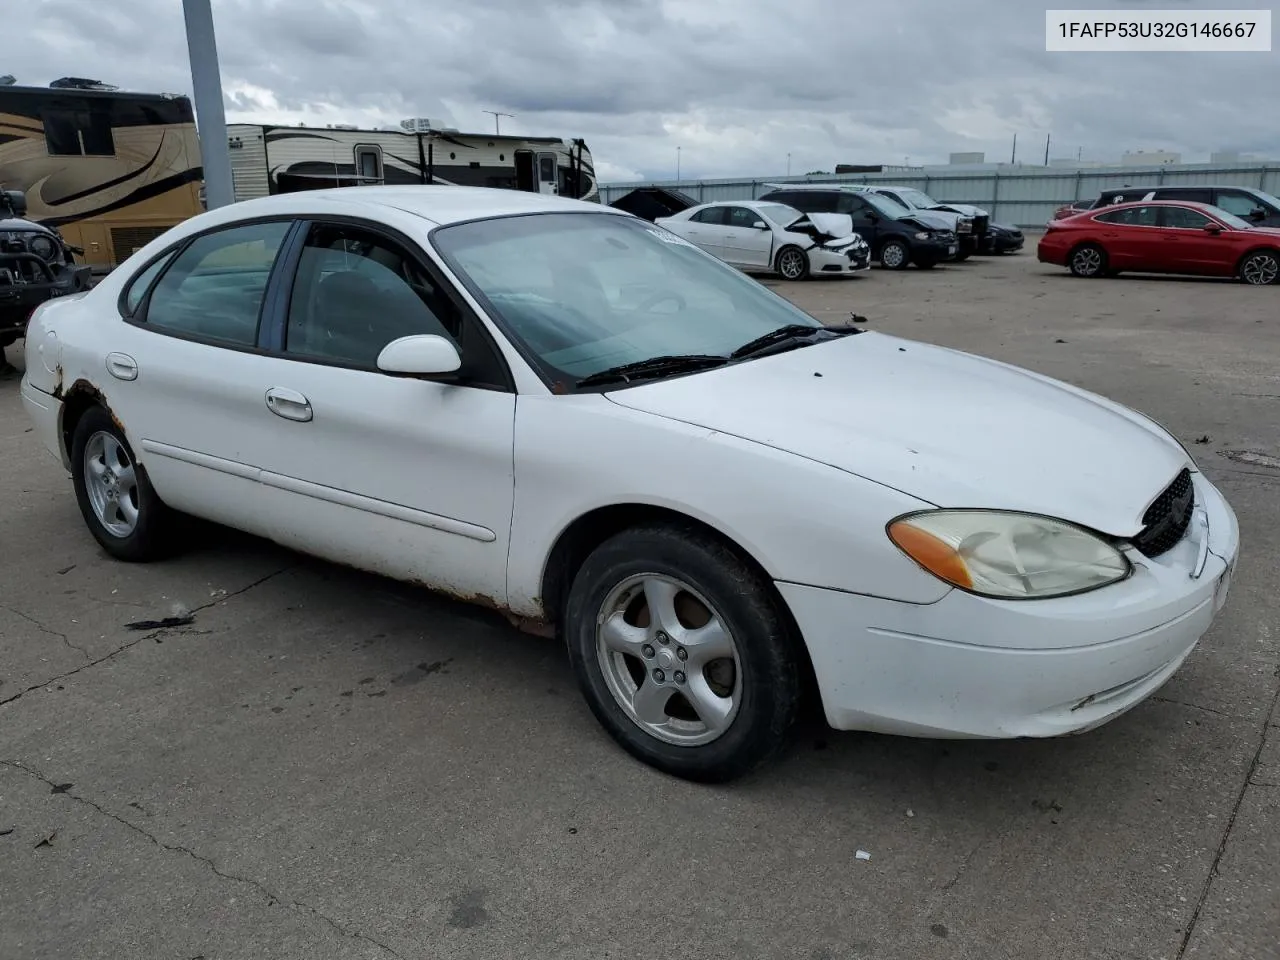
{"left": 1, "top": 189, "right": 92, "bottom": 355}
{"left": 654, "top": 200, "right": 870, "bottom": 280}
{"left": 20, "top": 186, "right": 1240, "bottom": 784}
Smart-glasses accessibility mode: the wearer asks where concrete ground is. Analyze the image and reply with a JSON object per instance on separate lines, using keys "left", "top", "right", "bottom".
{"left": 2, "top": 250, "right": 1277, "bottom": 960}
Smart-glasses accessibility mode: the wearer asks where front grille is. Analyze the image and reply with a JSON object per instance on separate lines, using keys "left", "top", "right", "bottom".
{"left": 110, "top": 226, "right": 169, "bottom": 267}
{"left": 975, "top": 214, "right": 990, "bottom": 235}
{"left": 1131, "top": 468, "right": 1194, "bottom": 558}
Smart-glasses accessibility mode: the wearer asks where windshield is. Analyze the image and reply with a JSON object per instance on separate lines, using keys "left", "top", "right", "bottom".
{"left": 859, "top": 192, "right": 911, "bottom": 219}
{"left": 895, "top": 187, "right": 939, "bottom": 209}
{"left": 756, "top": 202, "right": 803, "bottom": 226}
{"left": 431, "top": 212, "right": 825, "bottom": 386}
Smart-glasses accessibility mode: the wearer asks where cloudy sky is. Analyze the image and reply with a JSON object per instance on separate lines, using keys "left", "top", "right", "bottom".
{"left": 17, "top": 0, "right": 1280, "bottom": 182}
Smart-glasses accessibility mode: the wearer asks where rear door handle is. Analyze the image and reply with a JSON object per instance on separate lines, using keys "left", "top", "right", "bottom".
{"left": 265, "top": 386, "right": 313, "bottom": 422}
{"left": 105, "top": 352, "right": 138, "bottom": 381}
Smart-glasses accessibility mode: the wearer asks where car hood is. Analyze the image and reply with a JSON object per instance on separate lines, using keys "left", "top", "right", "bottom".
{"left": 932, "top": 202, "right": 988, "bottom": 218}
{"left": 898, "top": 210, "right": 955, "bottom": 232}
{"left": 604, "top": 332, "right": 1190, "bottom": 536}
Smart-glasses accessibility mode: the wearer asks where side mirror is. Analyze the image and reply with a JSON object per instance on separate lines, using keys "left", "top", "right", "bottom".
{"left": 1250, "top": 207, "right": 1267, "bottom": 221}
{"left": 1204, "top": 223, "right": 1224, "bottom": 235}
{"left": 752, "top": 220, "right": 770, "bottom": 230}
{"left": 376, "top": 334, "right": 461, "bottom": 376}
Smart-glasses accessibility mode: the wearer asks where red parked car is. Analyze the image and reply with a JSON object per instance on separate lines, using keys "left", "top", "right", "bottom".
{"left": 1038, "top": 200, "right": 1280, "bottom": 285}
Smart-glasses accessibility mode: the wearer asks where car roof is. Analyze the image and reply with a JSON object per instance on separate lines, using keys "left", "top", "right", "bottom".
{"left": 1099, "top": 184, "right": 1263, "bottom": 195}
{"left": 761, "top": 183, "right": 859, "bottom": 192}
{"left": 1087, "top": 199, "right": 1226, "bottom": 214}
{"left": 185, "top": 186, "right": 625, "bottom": 231}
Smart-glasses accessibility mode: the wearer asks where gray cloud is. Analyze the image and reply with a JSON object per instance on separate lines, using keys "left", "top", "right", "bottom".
{"left": 10, "top": 0, "right": 1279, "bottom": 182}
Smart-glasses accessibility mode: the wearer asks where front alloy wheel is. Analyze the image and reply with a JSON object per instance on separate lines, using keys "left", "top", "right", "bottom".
{"left": 776, "top": 246, "right": 809, "bottom": 281}
{"left": 1240, "top": 250, "right": 1279, "bottom": 286}
{"left": 564, "top": 524, "right": 802, "bottom": 783}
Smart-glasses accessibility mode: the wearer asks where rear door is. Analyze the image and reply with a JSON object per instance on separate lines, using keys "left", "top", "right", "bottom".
{"left": 675, "top": 207, "right": 730, "bottom": 258}
{"left": 720, "top": 206, "right": 774, "bottom": 267}
{"left": 1091, "top": 206, "right": 1162, "bottom": 269}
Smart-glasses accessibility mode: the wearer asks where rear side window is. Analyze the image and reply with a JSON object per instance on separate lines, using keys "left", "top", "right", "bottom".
{"left": 1094, "top": 206, "right": 1160, "bottom": 227}
{"left": 1154, "top": 188, "right": 1211, "bottom": 203}
{"left": 122, "top": 251, "right": 177, "bottom": 316}
{"left": 141, "top": 220, "right": 292, "bottom": 346}
{"left": 773, "top": 192, "right": 828, "bottom": 213}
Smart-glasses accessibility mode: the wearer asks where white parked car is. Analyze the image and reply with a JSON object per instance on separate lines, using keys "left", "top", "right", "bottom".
{"left": 19, "top": 186, "right": 1239, "bottom": 783}
{"left": 655, "top": 200, "right": 870, "bottom": 280}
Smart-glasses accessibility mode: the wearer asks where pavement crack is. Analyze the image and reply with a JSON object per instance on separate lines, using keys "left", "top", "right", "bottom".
{"left": 0, "top": 602, "right": 90, "bottom": 660}
{"left": 0, "top": 566, "right": 296, "bottom": 710}
{"left": 0, "top": 758, "right": 404, "bottom": 959}
{"left": 1176, "top": 683, "right": 1280, "bottom": 958}
{"left": 941, "top": 838, "right": 984, "bottom": 893}
{"left": 1151, "top": 696, "right": 1246, "bottom": 721}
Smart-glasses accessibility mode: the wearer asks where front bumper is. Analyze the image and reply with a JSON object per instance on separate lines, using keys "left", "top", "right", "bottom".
{"left": 778, "top": 471, "right": 1239, "bottom": 739}
{"left": 811, "top": 244, "right": 871, "bottom": 275}
{"left": 911, "top": 237, "right": 958, "bottom": 263}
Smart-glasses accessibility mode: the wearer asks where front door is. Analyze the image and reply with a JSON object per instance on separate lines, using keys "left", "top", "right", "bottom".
{"left": 1158, "top": 205, "right": 1236, "bottom": 275}
{"left": 720, "top": 206, "right": 774, "bottom": 267}
{"left": 240, "top": 219, "right": 518, "bottom": 602}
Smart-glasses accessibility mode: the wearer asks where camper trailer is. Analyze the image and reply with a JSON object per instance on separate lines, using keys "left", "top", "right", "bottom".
{"left": 226, "top": 120, "right": 597, "bottom": 203}
{"left": 0, "top": 80, "right": 204, "bottom": 269}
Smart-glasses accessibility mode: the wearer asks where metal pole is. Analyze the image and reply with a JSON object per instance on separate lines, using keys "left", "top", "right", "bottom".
{"left": 182, "top": 0, "right": 234, "bottom": 209}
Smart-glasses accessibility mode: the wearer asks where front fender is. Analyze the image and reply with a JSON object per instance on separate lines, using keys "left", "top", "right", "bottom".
{"left": 505, "top": 394, "right": 952, "bottom": 619}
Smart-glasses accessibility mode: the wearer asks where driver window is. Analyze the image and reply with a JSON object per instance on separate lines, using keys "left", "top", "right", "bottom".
{"left": 726, "top": 207, "right": 762, "bottom": 228}
{"left": 1162, "top": 206, "right": 1213, "bottom": 229}
{"left": 284, "top": 223, "right": 461, "bottom": 368}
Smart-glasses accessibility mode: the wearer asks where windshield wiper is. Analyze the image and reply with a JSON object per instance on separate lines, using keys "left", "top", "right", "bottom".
{"left": 729, "top": 323, "right": 848, "bottom": 361}
{"left": 576, "top": 354, "right": 729, "bottom": 388}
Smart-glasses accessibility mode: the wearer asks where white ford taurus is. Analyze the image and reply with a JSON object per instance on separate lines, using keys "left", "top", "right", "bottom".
{"left": 19, "top": 186, "right": 1239, "bottom": 782}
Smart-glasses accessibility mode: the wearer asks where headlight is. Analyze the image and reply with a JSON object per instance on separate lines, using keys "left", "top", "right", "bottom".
{"left": 887, "top": 510, "right": 1131, "bottom": 599}
{"left": 913, "top": 231, "right": 931, "bottom": 240}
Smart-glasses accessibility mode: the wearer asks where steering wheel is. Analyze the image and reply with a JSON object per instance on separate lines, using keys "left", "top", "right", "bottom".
{"left": 635, "top": 291, "right": 687, "bottom": 313}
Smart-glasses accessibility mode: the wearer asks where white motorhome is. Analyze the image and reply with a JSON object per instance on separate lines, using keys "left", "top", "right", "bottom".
{"left": 225, "top": 119, "right": 597, "bottom": 203}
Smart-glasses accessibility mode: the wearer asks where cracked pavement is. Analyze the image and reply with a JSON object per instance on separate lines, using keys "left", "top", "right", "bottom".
{"left": 2, "top": 253, "right": 1278, "bottom": 959}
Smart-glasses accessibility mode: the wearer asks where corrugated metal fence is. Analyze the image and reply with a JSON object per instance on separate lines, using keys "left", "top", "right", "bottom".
{"left": 598, "top": 163, "right": 1280, "bottom": 227}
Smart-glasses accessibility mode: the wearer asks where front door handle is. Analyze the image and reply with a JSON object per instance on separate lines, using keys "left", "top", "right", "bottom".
{"left": 265, "top": 386, "right": 313, "bottom": 422}
{"left": 105, "top": 352, "right": 138, "bottom": 381}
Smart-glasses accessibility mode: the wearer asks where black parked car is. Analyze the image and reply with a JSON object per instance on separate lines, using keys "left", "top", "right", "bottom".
{"left": 0, "top": 190, "right": 92, "bottom": 351}
{"left": 758, "top": 184, "right": 958, "bottom": 269}
{"left": 1092, "top": 184, "right": 1280, "bottom": 228}
{"left": 982, "top": 222, "right": 1024, "bottom": 254}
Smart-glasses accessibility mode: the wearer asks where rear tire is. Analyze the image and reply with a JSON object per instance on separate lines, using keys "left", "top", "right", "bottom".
{"left": 879, "top": 239, "right": 911, "bottom": 270}
{"left": 1069, "top": 243, "right": 1108, "bottom": 278}
{"left": 564, "top": 524, "right": 802, "bottom": 783}
{"left": 70, "top": 406, "right": 179, "bottom": 562}
{"left": 1238, "top": 250, "right": 1280, "bottom": 286}
{"left": 775, "top": 245, "right": 810, "bottom": 281}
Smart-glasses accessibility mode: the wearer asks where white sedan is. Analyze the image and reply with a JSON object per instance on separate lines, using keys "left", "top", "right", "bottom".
{"left": 19, "top": 186, "right": 1239, "bottom": 783}
{"left": 655, "top": 200, "right": 871, "bottom": 280}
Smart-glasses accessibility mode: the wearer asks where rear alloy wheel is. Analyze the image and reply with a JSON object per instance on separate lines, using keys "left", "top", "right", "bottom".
{"left": 775, "top": 245, "right": 809, "bottom": 281}
{"left": 1239, "top": 250, "right": 1280, "bottom": 286}
{"left": 879, "top": 239, "right": 911, "bottom": 270}
{"left": 1069, "top": 243, "right": 1107, "bottom": 278}
{"left": 564, "top": 524, "right": 801, "bottom": 783}
{"left": 71, "top": 406, "right": 177, "bottom": 562}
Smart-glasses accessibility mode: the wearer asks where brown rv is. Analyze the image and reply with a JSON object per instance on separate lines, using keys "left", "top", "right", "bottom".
{"left": 0, "top": 83, "right": 204, "bottom": 270}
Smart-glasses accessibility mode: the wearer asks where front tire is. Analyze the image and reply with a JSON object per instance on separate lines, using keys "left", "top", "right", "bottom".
{"left": 775, "top": 245, "right": 810, "bottom": 281}
{"left": 564, "top": 524, "right": 802, "bottom": 783}
{"left": 1239, "top": 250, "right": 1280, "bottom": 286}
{"left": 71, "top": 406, "right": 177, "bottom": 562}
{"left": 879, "top": 239, "right": 911, "bottom": 270}
{"left": 1069, "top": 243, "right": 1108, "bottom": 278}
